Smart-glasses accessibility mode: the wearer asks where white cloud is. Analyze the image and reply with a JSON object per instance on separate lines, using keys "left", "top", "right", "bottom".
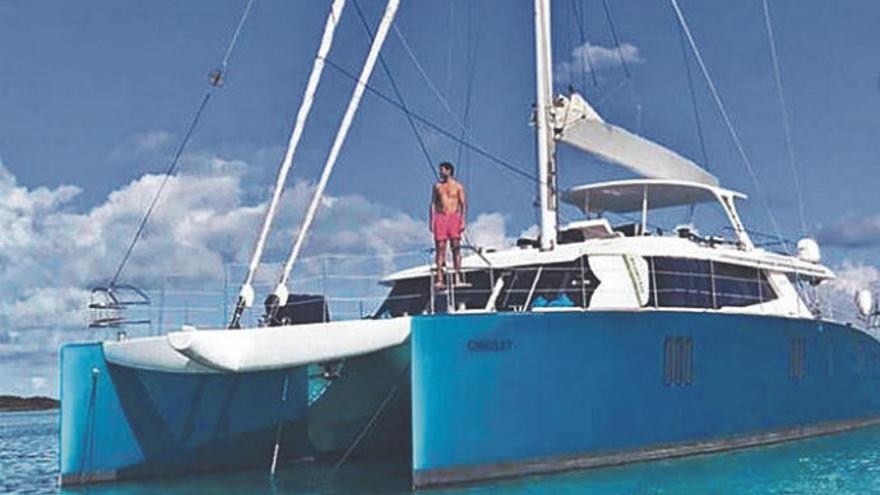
{"left": 466, "top": 213, "right": 511, "bottom": 250}
{"left": 0, "top": 155, "right": 440, "bottom": 332}
{"left": 555, "top": 42, "right": 643, "bottom": 85}
{"left": 816, "top": 260, "right": 880, "bottom": 322}
{"left": 133, "top": 130, "right": 173, "bottom": 153}
{"left": 0, "top": 152, "right": 540, "bottom": 395}
{"left": 818, "top": 214, "right": 880, "bottom": 248}
{"left": 825, "top": 260, "right": 880, "bottom": 295}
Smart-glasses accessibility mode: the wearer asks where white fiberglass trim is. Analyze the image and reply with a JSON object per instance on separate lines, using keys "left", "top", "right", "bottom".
{"left": 275, "top": 0, "right": 400, "bottom": 302}
{"left": 167, "top": 317, "right": 411, "bottom": 373}
{"left": 563, "top": 179, "right": 744, "bottom": 215}
{"left": 589, "top": 255, "right": 643, "bottom": 309}
{"left": 237, "top": 0, "right": 347, "bottom": 308}
{"left": 104, "top": 336, "right": 217, "bottom": 374}
{"left": 383, "top": 236, "right": 833, "bottom": 283}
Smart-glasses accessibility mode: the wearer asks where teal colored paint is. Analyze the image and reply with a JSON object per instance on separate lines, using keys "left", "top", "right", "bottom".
{"left": 59, "top": 343, "right": 311, "bottom": 481}
{"left": 411, "top": 311, "right": 880, "bottom": 474}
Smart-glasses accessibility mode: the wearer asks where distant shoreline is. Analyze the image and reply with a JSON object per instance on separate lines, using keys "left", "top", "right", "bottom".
{"left": 0, "top": 395, "right": 59, "bottom": 412}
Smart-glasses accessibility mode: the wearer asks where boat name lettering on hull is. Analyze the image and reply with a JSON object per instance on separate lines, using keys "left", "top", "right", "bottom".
{"left": 466, "top": 339, "right": 513, "bottom": 352}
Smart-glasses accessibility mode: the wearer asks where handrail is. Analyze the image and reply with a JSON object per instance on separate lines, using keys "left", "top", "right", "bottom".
{"left": 89, "top": 251, "right": 869, "bottom": 337}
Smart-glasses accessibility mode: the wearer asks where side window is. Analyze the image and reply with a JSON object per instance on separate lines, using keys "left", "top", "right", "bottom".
{"left": 496, "top": 257, "right": 601, "bottom": 312}
{"left": 374, "top": 278, "right": 430, "bottom": 318}
{"left": 446, "top": 270, "right": 493, "bottom": 311}
{"left": 649, "top": 258, "right": 713, "bottom": 308}
{"left": 713, "top": 263, "right": 776, "bottom": 307}
{"left": 530, "top": 260, "right": 590, "bottom": 309}
{"left": 649, "top": 257, "right": 777, "bottom": 309}
{"left": 497, "top": 267, "right": 540, "bottom": 311}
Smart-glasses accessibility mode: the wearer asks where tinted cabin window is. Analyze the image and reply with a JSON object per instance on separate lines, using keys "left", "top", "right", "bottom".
{"left": 648, "top": 257, "right": 776, "bottom": 309}
{"left": 374, "top": 278, "right": 430, "bottom": 318}
{"left": 443, "top": 270, "right": 493, "bottom": 311}
{"left": 713, "top": 262, "right": 775, "bottom": 307}
{"left": 497, "top": 267, "right": 539, "bottom": 311}
{"left": 497, "top": 257, "right": 600, "bottom": 311}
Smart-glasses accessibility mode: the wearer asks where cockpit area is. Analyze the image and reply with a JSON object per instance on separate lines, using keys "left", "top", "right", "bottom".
{"left": 559, "top": 179, "right": 752, "bottom": 249}
{"left": 376, "top": 179, "right": 831, "bottom": 321}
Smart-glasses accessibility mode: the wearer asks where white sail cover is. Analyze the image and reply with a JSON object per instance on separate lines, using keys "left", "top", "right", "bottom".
{"left": 551, "top": 93, "right": 719, "bottom": 187}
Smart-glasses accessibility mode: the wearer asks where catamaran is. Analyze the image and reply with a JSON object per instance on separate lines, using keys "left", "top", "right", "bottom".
{"left": 60, "top": 0, "right": 880, "bottom": 489}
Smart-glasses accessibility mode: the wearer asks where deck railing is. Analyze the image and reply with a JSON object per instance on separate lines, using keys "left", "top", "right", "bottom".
{"left": 87, "top": 250, "right": 874, "bottom": 339}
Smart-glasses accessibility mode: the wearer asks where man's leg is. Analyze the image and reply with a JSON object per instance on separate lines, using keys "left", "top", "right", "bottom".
{"left": 435, "top": 240, "right": 447, "bottom": 287}
{"left": 451, "top": 238, "right": 462, "bottom": 285}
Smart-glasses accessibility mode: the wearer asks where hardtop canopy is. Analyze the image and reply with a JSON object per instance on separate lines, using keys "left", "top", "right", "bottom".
{"left": 562, "top": 179, "right": 746, "bottom": 215}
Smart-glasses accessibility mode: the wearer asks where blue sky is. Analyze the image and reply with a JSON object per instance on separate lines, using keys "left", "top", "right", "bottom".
{"left": 1, "top": 0, "right": 878, "bottom": 396}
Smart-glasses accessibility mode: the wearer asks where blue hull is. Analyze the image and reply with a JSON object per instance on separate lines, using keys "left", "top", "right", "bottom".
{"left": 410, "top": 311, "right": 880, "bottom": 487}
{"left": 59, "top": 343, "right": 311, "bottom": 484}
{"left": 59, "top": 341, "right": 410, "bottom": 485}
{"left": 61, "top": 311, "right": 880, "bottom": 488}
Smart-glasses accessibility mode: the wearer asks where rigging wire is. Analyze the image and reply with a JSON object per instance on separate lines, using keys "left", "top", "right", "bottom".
{"left": 108, "top": 0, "right": 258, "bottom": 287}
{"left": 321, "top": 58, "right": 538, "bottom": 184}
{"left": 351, "top": 0, "right": 436, "bottom": 179}
{"left": 599, "top": 0, "right": 631, "bottom": 79}
{"left": 675, "top": 14, "right": 710, "bottom": 169}
{"left": 456, "top": 1, "right": 479, "bottom": 176}
{"left": 221, "top": 0, "right": 257, "bottom": 71}
{"left": 570, "top": 0, "right": 598, "bottom": 88}
{"left": 761, "top": 0, "right": 807, "bottom": 235}
{"left": 668, "top": 0, "right": 787, "bottom": 249}
{"left": 390, "top": 22, "right": 543, "bottom": 212}
{"left": 392, "top": 24, "right": 470, "bottom": 137}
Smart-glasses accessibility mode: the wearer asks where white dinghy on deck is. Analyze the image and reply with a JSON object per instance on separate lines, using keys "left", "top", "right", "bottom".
{"left": 104, "top": 317, "right": 411, "bottom": 374}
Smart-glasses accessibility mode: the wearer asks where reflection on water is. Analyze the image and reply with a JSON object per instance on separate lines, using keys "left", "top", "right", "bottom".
{"left": 5, "top": 410, "right": 880, "bottom": 495}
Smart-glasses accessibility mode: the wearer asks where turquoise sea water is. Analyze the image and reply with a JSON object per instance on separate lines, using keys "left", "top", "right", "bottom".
{"left": 4, "top": 410, "right": 880, "bottom": 494}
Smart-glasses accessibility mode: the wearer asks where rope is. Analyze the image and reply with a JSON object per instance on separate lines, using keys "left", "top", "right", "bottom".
{"left": 668, "top": 0, "right": 787, "bottom": 249}
{"left": 351, "top": 0, "right": 435, "bottom": 179}
{"left": 108, "top": 0, "right": 257, "bottom": 287}
{"left": 761, "top": 0, "right": 806, "bottom": 235}
{"left": 675, "top": 15, "right": 710, "bottom": 169}
{"left": 221, "top": 0, "right": 257, "bottom": 70}
{"left": 323, "top": 362, "right": 410, "bottom": 482}
{"left": 269, "top": 373, "right": 290, "bottom": 478}
{"left": 110, "top": 93, "right": 212, "bottom": 286}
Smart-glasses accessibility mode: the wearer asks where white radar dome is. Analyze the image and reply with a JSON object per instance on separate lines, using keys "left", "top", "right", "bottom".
{"left": 797, "top": 238, "right": 821, "bottom": 264}
{"left": 856, "top": 289, "right": 875, "bottom": 318}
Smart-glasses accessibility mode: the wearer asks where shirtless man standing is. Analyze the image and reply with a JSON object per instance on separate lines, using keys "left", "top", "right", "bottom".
{"left": 429, "top": 161, "right": 467, "bottom": 288}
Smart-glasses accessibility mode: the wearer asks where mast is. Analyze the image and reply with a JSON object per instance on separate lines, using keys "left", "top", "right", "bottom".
{"left": 534, "top": 0, "right": 558, "bottom": 251}
{"left": 228, "top": 0, "right": 347, "bottom": 329}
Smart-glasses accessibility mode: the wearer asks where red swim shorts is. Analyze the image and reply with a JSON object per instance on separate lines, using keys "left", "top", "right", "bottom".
{"left": 432, "top": 212, "right": 463, "bottom": 241}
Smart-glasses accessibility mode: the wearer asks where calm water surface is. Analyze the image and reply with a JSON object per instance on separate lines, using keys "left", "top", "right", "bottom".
{"left": 4, "top": 410, "right": 880, "bottom": 494}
